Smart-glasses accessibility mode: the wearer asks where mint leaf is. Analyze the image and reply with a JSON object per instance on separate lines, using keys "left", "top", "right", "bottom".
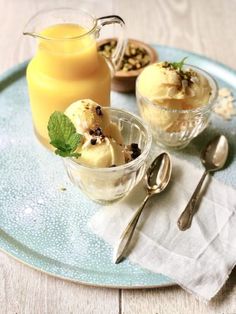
{"left": 55, "top": 149, "right": 81, "bottom": 158}
{"left": 68, "top": 133, "right": 81, "bottom": 151}
{"left": 50, "top": 139, "right": 72, "bottom": 152}
{"left": 171, "top": 57, "right": 188, "bottom": 71}
{"left": 48, "top": 111, "right": 82, "bottom": 159}
{"left": 48, "top": 111, "right": 76, "bottom": 145}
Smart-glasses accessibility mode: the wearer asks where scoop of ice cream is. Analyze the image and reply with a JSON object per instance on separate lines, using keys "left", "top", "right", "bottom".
{"left": 64, "top": 99, "right": 110, "bottom": 134}
{"left": 108, "top": 122, "right": 124, "bottom": 145}
{"left": 137, "top": 62, "right": 212, "bottom": 109}
{"left": 77, "top": 138, "right": 125, "bottom": 167}
{"left": 64, "top": 99, "right": 133, "bottom": 167}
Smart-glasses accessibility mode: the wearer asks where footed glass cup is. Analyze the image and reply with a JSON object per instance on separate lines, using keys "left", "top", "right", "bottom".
{"left": 136, "top": 65, "right": 218, "bottom": 149}
{"left": 63, "top": 108, "right": 152, "bottom": 204}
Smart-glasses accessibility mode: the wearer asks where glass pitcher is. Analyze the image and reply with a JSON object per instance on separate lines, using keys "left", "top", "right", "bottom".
{"left": 23, "top": 8, "right": 126, "bottom": 147}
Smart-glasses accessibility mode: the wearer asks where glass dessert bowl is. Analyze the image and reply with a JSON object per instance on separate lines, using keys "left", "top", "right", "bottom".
{"left": 136, "top": 62, "right": 218, "bottom": 149}
{"left": 60, "top": 105, "right": 152, "bottom": 204}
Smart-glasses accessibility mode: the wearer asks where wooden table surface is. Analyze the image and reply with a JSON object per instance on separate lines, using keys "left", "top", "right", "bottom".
{"left": 1, "top": 0, "right": 236, "bottom": 313}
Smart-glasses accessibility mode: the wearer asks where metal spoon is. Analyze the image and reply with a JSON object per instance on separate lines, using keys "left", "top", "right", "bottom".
{"left": 177, "top": 134, "right": 229, "bottom": 231}
{"left": 113, "top": 152, "right": 172, "bottom": 264}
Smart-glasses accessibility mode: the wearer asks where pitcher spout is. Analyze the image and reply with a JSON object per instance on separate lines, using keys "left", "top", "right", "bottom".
{"left": 22, "top": 9, "right": 48, "bottom": 39}
{"left": 23, "top": 16, "right": 39, "bottom": 38}
{"left": 23, "top": 31, "right": 39, "bottom": 38}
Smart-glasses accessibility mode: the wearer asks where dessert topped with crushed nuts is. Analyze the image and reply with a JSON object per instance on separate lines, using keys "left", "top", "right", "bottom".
{"left": 98, "top": 39, "right": 151, "bottom": 72}
{"left": 136, "top": 58, "right": 215, "bottom": 137}
{"left": 137, "top": 59, "right": 212, "bottom": 109}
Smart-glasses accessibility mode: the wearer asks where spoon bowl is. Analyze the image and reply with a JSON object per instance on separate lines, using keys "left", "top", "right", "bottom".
{"left": 201, "top": 135, "right": 229, "bottom": 171}
{"left": 178, "top": 134, "right": 229, "bottom": 231}
{"left": 147, "top": 153, "right": 172, "bottom": 193}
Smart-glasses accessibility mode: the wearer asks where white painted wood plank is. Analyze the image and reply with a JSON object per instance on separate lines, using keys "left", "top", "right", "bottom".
{"left": 115, "top": 0, "right": 236, "bottom": 70}
{"left": 0, "top": 251, "right": 120, "bottom": 314}
{"left": 0, "top": 0, "right": 236, "bottom": 313}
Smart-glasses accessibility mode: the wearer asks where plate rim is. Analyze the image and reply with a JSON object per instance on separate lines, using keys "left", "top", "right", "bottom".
{"left": 0, "top": 245, "right": 175, "bottom": 289}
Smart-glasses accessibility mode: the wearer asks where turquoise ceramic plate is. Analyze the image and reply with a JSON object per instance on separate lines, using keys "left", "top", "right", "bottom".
{"left": 0, "top": 45, "right": 236, "bottom": 288}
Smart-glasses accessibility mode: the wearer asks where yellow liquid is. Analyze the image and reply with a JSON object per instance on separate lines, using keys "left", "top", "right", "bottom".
{"left": 26, "top": 23, "right": 111, "bottom": 145}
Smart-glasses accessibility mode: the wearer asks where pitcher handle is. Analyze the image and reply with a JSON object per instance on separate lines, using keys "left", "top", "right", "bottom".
{"left": 97, "top": 15, "right": 126, "bottom": 75}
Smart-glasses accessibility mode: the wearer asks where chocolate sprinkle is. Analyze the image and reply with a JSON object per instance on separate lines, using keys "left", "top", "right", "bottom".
{"left": 131, "top": 143, "right": 139, "bottom": 149}
{"left": 131, "top": 149, "right": 141, "bottom": 159}
{"left": 90, "top": 138, "right": 97, "bottom": 145}
{"left": 130, "top": 143, "right": 141, "bottom": 160}
{"left": 96, "top": 106, "right": 103, "bottom": 116}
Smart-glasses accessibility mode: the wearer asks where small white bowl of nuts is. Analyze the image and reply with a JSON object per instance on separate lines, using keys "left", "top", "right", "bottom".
{"left": 98, "top": 38, "right": 158, "bottom": 93}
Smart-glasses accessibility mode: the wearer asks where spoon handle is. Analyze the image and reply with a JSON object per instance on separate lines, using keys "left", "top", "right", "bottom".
{"left": 113, "top": 194, "right": 150, "bottom": 264}
{"left": 177, "top": 170, "right": 208, "bottom": 231}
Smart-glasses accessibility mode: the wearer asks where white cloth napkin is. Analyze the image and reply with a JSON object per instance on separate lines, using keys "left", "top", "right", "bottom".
{"left": 89, "top": 153, "right": 236, "bottom": 301}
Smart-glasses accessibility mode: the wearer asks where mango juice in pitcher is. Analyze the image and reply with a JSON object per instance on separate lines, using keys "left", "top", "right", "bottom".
{"left": 24, "top": 8, "right": 126, "bottom": 147}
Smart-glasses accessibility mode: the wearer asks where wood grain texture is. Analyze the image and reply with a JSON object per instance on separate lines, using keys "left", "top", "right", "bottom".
{"left": 0, "top": 0, "right": 236, "bottom": 313}
{"left": 115, "top": 0, "right": 236, "bottom": 70}
{"left": 0, "top": 251, "right": 120, "bottom": 314}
